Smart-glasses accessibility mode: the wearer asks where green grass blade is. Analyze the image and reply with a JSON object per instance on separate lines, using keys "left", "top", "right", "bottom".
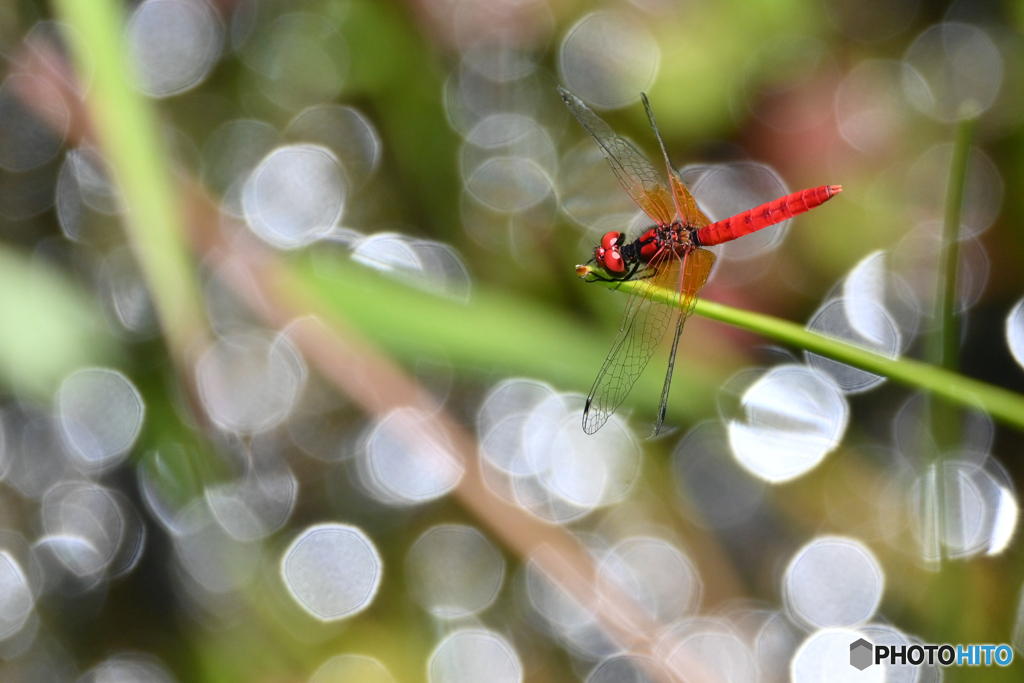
{"left": 582, "top": 269, "right": 1024, "bottom": 432}
{"left": 930, "top": 116, "right": 976, "bottom": 371}
{"left": 294, "top": 253, "right": 725, "bottom": 423}
{"left": 50, "top": 0, "right": 205, "bottom": 360}
{"left": 927, "top": 117, "right": 977, "bottom": 453}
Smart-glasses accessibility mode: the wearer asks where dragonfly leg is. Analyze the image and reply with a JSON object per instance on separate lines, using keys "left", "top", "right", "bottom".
{"left": 587, "top": 258, "right": 646, "bottom": 283}
{"left": 632, "top": 264, "right": 659, "bottom": 281}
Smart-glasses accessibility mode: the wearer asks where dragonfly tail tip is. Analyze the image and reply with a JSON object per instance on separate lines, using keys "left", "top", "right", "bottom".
{"left": 828, "top": 184, "right": 842, "bottom": 196}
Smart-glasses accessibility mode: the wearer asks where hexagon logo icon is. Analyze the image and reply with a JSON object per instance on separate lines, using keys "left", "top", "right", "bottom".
{"left": 850, "top": 638, "right": 873, "bottom": 670}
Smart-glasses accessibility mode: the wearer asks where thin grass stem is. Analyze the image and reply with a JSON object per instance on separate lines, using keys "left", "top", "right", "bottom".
{"left": 50, "top": 0, "right": 205, "bottom": 362}
{"left": 581, "top": 268, "right": 1024, "bottom": 433}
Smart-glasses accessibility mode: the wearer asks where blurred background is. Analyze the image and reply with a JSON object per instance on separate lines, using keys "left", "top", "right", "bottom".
{"left": 0, "top": 0, "right": 1023, "bottom": 681}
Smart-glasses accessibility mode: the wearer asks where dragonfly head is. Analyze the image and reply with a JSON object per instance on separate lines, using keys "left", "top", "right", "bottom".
{"left": 595, "top": 231, "right": 626, "bottom": 274}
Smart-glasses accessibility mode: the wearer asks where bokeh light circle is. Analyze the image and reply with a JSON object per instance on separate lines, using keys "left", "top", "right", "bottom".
{"left": 429, "top": 629, "right": 523, "bottom": 683}
{"left": 56, "top": 367, "right": 144, "bottom": 471}
{"left": 243, "top": 144, "right": 345, "bottom": 249}
{"left": 196, "top": 330, "right": 306, "bottom": 434}
{"left": 405, "top": 524, "right": 505, "bottom": 618}
{"left": 784, "top": 536, "right": 883, "bottom": 629}
{"left": 281, "top": 523, "right": 382, "bottom": 621}
{"left": 727, "top": 365, "right": 849, "bottom": 483}
{"left": 902, "top": 22, "right": 1003, "bottom": 122}
{"left": 558, "top": 11, "right": 659, "bottom": 109}
{"left": 791, "top": 628, "right": 884, "bottom": 683}
{"left": 311, "top": 654, "right": 395, "bottom": 683}
{"left": 127, "top": 0, "right": 223, "bottom": 98}
{"left": 0, "top": 551, "right": 34, "bottom": 641}
{"left": 1006, "top": 297, "right": 1024, "bottom": 370}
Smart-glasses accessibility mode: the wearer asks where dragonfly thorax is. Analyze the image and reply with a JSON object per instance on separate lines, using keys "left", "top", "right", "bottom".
{"left": 593, "top": 224, "right": 697, "bottom": 275}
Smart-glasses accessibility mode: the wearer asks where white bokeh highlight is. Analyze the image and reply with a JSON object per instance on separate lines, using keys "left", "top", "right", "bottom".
{"left": 351, "top": 233, "right": 472, "bottom": 302}
{"left": 791, "top": 628, "right": 884, "bottom": 683}
{"left": 243, "top": 144, "right": 346, "bottom": 249}
{"left": 127, "top": 0, "right": 223, "bottom": 98}
{"left": 286, "top": 105, "right": 381, "bottom": 189}
{"left": 861, "top": 623, "right": 921, "bottom": 683}
{"left": 910, "top": 459, "right": 1019, "bottom": 562}
{"left": 586, "top": 654, "right": 673, "bottom": 683}
{"left": 659, "top": 618, "right": 758, "bottom": 683}
{"left": 478, "top": 384, "right": 640, "bottom": 524}
{"left": 41, "top": 481, "right": 146, "bottom": 583}
{"left": 56, "top": 368, "right": 144, "bottom": 472}
{"left": 902, "top": 22, "right": 1003, "bottom": 122}
{"left": 727, "top": 365, "right": 849, "bottom": 483}
{"left": 804, "top": 298, "right": 899, "bottom": 394}
{"left": 196, "top": 330, "right": 306, "bottom": 434}
{"left": 0, "top": 551, "right": 33, "bottom": 641}
{"left": 1006, "top": 296, "right": 1024, "bottom": 370}
{"left": 906, "top": 143, "right": 1004, "bottom": 240}
{"left": 310, "top": 654, "right": 395, "bottom": 683}
{"left": 598, "top": 537, "right": 701, "bottom": 624}
{"left": 784, "top": 536, "right": 883, "bottom": 629}
{"left": 205, "top": 452, "right": 297, "bottom": 542}
{"left": 460, "top": 114, "right": 556, "bottom": 213}
{"left": 681, "top": 163, "right": 792, "bottom": 264}
{"left": 524, "top": 556, "right": 612, "bottom": 658}
{"left": 429, "top": 629, "right": 523, "bottom": 683}
{"left": 835, "top": 59, "right": 914, "bottom": 156}
{"left": 839, "top": 250, "right": 914, "bottom": 354}
{"left": 76, "top": 652, "right": 177, "bottom": 683}
{"left": 281, "top": 523, "right": 382, "bottom": 621}
{"left": 558, "top": 11, "right": 659, "bottom": 109}
{"left": 358, "top": 408, "right": 464, "bottom": 506}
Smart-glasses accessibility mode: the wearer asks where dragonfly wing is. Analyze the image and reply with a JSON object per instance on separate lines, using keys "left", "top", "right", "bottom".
{"left": 559, "top": 87, "right": 676, "bottom": 227}
{"left": 583, "top": 247, "right": 715, "bottom": 435}
{"left": 583, "top": 248, "right": 680, "bottom": 435}
{"left": 651, "top": 247, "right": 715, "bottom": 435}
{"left": 668, "top": 172, "right": 712, "bottom": 228}
{"left": 639, "top": 94, "right": 712, "bottom": 229}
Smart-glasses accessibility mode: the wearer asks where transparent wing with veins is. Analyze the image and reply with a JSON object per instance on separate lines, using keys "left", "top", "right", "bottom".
{"left": 640, "top": 93, "right": 712, "bottom": 229}
{"left": 583, "top": 247, "right": 716, "bottom": 435}
{"left": 559, "top": 87, "right": 676, "bottom": 227}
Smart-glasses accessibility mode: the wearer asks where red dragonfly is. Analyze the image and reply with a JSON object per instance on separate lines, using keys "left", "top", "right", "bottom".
{"left": 559, "top": 87, "right": 841, "bottom": 435}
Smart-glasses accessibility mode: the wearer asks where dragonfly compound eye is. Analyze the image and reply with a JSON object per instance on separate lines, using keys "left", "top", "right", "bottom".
{"left": 598, "top": 247, "right": 625, "bottom": 273}
{"left": 600, "top": 231, "right": 624, "bottom": 250}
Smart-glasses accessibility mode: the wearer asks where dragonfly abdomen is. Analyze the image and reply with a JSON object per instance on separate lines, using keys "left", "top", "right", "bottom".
{"left": 696, "top": 185, "right": 841, "bottom": 246}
